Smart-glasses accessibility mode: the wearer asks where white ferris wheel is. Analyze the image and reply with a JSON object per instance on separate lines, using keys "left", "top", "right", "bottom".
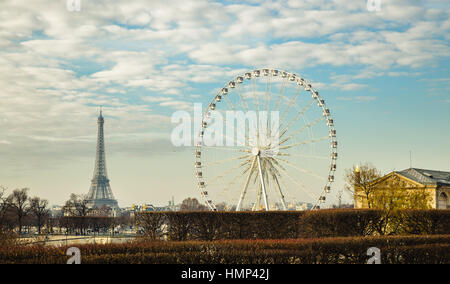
{"left": 194, "top": 68, "right": 337, "bottom": 211}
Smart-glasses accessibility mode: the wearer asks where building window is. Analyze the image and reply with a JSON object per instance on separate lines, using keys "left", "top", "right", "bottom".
{"left": 438, "top": 192, "right": 448, "bottom": 209}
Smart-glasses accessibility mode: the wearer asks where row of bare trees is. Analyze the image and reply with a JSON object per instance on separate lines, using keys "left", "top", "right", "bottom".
{"left": 1, "top": 187, "right": 132, "bottom": 238}
{"left": 0, "top": 187, "right": 50, "bottom": 235}
{"left": 49, "top": 214, "right": 132, "bottom": 236}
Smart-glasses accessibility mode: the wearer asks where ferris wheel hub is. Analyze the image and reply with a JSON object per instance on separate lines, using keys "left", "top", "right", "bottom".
{"left": 251, "top": 147, "right": 260, "bottom": 156}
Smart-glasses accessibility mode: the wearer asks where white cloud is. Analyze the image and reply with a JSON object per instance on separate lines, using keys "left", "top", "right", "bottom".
{"left": 159, "top": 100, "right": 192, "bottom": 110}
{"left": 388, "top": 71, "right": 422, "bottom": 77}
{"left": 142, "top": 96, "right": 172, "bottom": 103}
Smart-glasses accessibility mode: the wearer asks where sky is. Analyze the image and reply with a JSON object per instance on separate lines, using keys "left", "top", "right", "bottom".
{"left": 0, "top": 0, "right": 449, "bottom": 208}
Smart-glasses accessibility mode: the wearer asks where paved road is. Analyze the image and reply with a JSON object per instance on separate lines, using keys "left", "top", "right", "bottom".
{"left": 21, "top": 235, "right": 136, "bottom": 246}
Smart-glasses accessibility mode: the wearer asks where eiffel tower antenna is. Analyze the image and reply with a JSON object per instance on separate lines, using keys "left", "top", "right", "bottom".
{"left": 87, "top": 109, "right": 119, "bottom": 211}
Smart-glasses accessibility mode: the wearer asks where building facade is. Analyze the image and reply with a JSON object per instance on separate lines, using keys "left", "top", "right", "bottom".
{"left": 355, "top": 168, "right": 450, "bottom": 209}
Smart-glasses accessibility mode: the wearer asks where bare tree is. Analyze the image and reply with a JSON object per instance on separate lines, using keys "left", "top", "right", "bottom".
{"left": 63, "top": 194, "right": 94, "bottom": 235}
{"left": 0, "top": 186, "right": 9, "bottom": 228}
{"left": 8, "top": 188, "right": 31, "bottom": 234}
{"left": 0, "top": 186, "right": 19, "bottom": 246}
{"left": 30, "top": 197, "right": 50, "bottom": 235}
{"left": 135, "top": 212, "right": 166, "bottom": 240}
{"left": 179, "top": 198, "right": 207, "bottom": 211}
{"left": 344, "top": 163, "right": 382, "bottom": 209}
{"left": 63, "top": 194, "right": 92, "bottom": 217}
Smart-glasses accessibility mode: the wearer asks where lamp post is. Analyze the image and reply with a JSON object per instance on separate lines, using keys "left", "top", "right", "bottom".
{"left": 355, "top": 164, "right": 361, "bottom": 185}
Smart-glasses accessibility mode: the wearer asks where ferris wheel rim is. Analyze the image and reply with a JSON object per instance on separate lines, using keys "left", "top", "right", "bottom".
{"left": 195, "top": 68, "right": 338, "bottom": 211}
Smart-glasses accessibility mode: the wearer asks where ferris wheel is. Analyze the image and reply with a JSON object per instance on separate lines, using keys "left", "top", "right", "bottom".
{"left": 194, "top": 68, "right": 337, "bottom": 211}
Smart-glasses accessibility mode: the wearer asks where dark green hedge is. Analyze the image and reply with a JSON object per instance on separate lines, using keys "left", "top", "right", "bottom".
{"left": 136, "top": 209, "right": 450, "bottom": 240}
{"left": 1, "top": 235, "right": 449, "bottom": 264}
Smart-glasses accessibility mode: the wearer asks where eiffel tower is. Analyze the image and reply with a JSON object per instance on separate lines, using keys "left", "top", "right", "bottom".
{"left": 87, "top": 110, "right": 119, "bottom": 210}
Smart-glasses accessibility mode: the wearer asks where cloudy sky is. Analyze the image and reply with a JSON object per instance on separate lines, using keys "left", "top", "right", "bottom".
{"left": 0, "top": 0, "right": 449, "bottom": 207}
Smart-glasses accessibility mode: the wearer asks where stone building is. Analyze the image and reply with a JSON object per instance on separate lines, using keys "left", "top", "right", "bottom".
{"left": 355, "top": 168, "right": 450, "bottom": 209}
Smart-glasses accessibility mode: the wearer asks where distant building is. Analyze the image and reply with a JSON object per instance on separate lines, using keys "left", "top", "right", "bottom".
{"left": 50, "top": 205, "right": 63, "bottom": 217}
{"left": 287, "top": 201, "right": 313, "bottom": 211}
{"left": 129, "top": 201, "right": 178, "bottom": 217}
{"left": 355, "top": 168, "right": 450, "bottom": 209}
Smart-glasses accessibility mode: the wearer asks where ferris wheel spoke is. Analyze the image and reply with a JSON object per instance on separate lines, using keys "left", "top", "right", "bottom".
{"left": 207, "top": 159, "right": 251, "bottom": 186}
{"left": 277, "top": 99, "right": 315, "bottom": 139}
{"left": 202, "top": 154, "right": 251, "bottom": 168}
{"left": 277, "top": 157, "right": 327, "bottom": 181}
{"left": 279, "top": 87, "right": 302, "bottom": 126}
{"left": 288, "top": 95, "right": 320, "bottom": 146}
{"left": 266, "top": 158, "right": 282, "bottom": 176}
{"left": 279, "top": 135, "right": 329, "bottom": 150}
{"left": 273, "top": 77, "right": 289, "bottom": 112}
{"left": 277, "top": 173, "right": 293, "bottom": 208}
{"left": 236, "top": 83, "right": 257, "bottom": 140}
{"left": 277, "top": 153, "right": 329, "bottom": 160}
{"left": 236, "top": 83, "right": 250, "bottom": 112}
{"left": 266, "top": 159, "right": 287, "bottom": 210}
{"left": 218, "top": 169, "right": 249, "bottom": 194}
{"left": 223, "top": 132, "right": 252, "bottom": 149}
{"left": 251, "top": 77, "right": 262, "bottom": 144}
{"left": 222, "top": 117, "right": 254, "bottom": 147}
{"left": 302, "top": 115, "right": 315, "bottom": 148}
{"left": 236, "top": 156, "right": 258, "bottom": 211}
{"left": 280, "top": 116, "right": 325, "bottom": 144}
{"left": 223, "top": 95, "right": 237, "bottom": 112}
{"left": 264, "top": 77, "right": 272, "bottom": 138}
{"left": 267, "top": 156, "right": 287, "bottom": 173}
{"left": 264, "top": 75, "right": 272, "bottom": 115}
{"left": 273, "top": 173, "right": 288, "bottom": 210}
{"left": 252, "top": 75, "right": 260, "bottom": 113}
{"left": 203, "top": 146, "right": 251, "bottom": 153}
{"left": 215, "top": 109, "right": 255, "bottom": 147}
{"left": 275, "top": 164, "right": 317, "bottom": 201}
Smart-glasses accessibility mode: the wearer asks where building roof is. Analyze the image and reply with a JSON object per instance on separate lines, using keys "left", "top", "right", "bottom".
{"left": 395, "top": 168, "right": 450, "bottom": 186}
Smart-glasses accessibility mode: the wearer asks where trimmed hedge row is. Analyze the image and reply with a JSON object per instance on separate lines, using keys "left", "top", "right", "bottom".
{"left": 1, "top": 235, "right": 449, "bottom": 264}
{"left": 298, "top": 209, "right": 450, "bottom": 237}
{"left": 136, "top": 211, "right": 304, "bottom": 241}
{"left": 135, "top": 209, "right": 450, "bottom": 240}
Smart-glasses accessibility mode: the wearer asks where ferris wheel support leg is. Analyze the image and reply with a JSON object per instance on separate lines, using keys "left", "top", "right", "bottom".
{"left": 253, "top": 185, "right": 262, "bottom": 211}
{"left": 236, "top": 157, "right": 257, "bottom": 211}
{"left": 273, "top": 174, "right": 288, "bottom": 210}
{"left": 257, "top": 155, "right": 269, "bottom": 211}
